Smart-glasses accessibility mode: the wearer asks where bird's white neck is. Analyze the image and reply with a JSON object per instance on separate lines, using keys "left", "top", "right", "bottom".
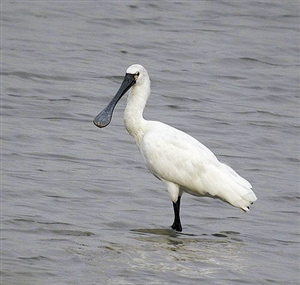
{"left": 124, "top": 79, "right": 150, "bottom": 146}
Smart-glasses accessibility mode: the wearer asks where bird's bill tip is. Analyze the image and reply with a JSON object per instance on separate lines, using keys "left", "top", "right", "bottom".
{"left": 93, "top": 109, "right": 112, "bottom": 128}
{"left": 93, "top": 119, "right": 110, "bottom": 128}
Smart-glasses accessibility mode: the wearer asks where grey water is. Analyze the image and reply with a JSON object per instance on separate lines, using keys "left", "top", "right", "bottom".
{"left": 1, "top": 1, "right": 299, "bottom": 284}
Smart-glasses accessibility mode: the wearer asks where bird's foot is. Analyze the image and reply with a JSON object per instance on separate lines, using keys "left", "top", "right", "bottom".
{"left": 171, "top": 221, "right": 182, "bottom": 232}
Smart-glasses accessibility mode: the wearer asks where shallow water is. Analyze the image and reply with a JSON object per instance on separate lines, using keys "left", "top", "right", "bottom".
{"left": 2, "top": 1, "right": 299, "bottom": 284}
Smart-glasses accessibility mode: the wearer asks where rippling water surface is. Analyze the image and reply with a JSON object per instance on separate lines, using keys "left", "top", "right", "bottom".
{"left": 2, "top": 1, "right": 299, "bottom": 284}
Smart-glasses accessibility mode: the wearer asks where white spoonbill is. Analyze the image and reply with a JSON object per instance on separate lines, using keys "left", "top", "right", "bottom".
{"left": 93, "top": 64, "right": 257, "bottom": 232}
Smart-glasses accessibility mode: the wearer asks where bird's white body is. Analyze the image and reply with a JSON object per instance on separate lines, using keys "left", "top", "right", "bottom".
{"left": 124, "top": 64, "right": 257, "bottom": 212}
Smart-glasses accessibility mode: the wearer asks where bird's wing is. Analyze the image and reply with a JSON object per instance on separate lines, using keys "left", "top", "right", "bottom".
{"left": 140, "top": 122, "right": 218, "bottom": 189}
{"left": 140, "top": 122, "right": 256, "bottom": 209}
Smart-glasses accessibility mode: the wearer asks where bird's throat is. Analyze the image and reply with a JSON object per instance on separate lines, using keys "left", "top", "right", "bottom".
{"left": 124, "top": 86, "right": 149, "bottom": 145}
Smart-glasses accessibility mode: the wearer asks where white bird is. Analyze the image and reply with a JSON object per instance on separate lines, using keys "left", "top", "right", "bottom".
{"left": 93, "top": 64, "right": 257, "bottom": 232}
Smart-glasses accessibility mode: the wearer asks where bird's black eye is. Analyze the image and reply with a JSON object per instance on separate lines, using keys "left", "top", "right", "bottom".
{"left": 136, "top": 72, "right": 140, "bottom": 76}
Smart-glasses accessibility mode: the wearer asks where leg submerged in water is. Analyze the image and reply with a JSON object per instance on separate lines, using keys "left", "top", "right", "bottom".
{"left": 171, "top": 196, "right": 182, "bottom": 232}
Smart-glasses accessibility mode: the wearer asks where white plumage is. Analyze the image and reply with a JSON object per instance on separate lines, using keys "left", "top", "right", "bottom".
{"left": 94, "top": 64, "right": 257, "bottom": 232}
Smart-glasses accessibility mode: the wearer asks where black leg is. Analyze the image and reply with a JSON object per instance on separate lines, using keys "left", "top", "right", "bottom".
{"left": 171, "top": 196, "right": 182, "bottom": 232}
